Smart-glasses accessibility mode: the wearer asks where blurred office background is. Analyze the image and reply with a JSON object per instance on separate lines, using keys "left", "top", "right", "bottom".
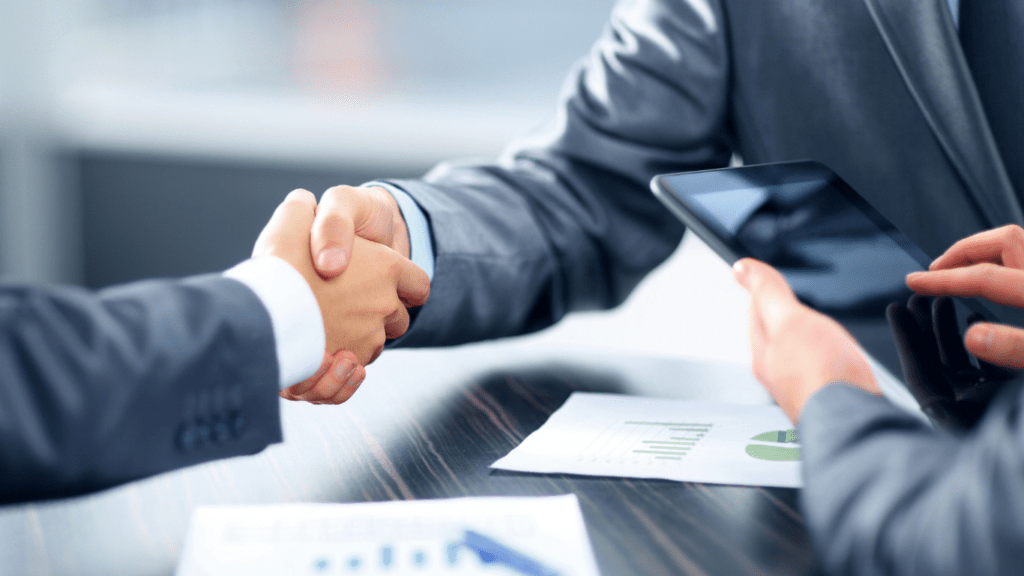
{"left": 0, "top": 0, "right": 616, "bottom": 287}
{"left": 0, "top": 0, "right": 753, "bottom": 365}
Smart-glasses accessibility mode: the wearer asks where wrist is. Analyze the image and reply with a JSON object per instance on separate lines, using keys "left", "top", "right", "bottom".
{"left": 367, "top": 186, "right": 411, "bottom": 260}
{"left": 224, "top": 256, "right": 326, "bottom": 388}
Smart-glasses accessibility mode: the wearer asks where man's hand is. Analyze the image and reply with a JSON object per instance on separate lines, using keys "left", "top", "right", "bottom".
{"left": 252, "top": 189, "right": 429, "bottom": 404}
{"left": 310, "top": 185, "right": 410, "bottom": 279}
{"left": 907, "top": 224, "right": 1024, "bottom": 368}
{"left": 733, "top": 258, "right": 879, "bottom": 423}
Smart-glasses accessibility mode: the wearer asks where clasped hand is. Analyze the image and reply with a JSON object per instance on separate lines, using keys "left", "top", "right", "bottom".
{"left": 253, "top": 188, "right": 425, "bottom": 404}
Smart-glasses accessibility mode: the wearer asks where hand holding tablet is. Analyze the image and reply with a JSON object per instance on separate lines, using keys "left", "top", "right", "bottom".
{"left": 651, "top": 161, "right": 1016, "bottom": 427}
{"left": 732, "top": 257, "right": 879, "bottom": 423}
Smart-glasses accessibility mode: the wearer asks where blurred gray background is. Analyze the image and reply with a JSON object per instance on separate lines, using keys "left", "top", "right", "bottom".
{"left": 0, "top": 0, "right": 755, "bottom": 367}
{"left": 0, "top": 0, "right": 617, "bottom": 288}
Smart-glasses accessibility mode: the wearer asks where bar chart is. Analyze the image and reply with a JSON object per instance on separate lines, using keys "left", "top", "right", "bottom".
{"left": 493, "top": 393, "right": 803, "bottom": 488}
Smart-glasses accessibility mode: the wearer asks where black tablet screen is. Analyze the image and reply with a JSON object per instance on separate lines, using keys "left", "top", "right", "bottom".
{"left": 657, "top": 162, "right": 991, "bottom": 384}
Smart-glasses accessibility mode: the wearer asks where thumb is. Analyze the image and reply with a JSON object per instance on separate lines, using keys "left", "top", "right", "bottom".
{"left": 312, "top": 186, "right": 396, "bottom": 279}
{"left": 254, "top": 189, "right": 317, "bottom": 259}
{"left": 733, "top": 258, "right": 800, "bottom": 338}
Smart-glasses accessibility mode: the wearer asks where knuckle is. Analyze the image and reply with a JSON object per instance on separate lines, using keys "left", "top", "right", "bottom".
{"left": 412, "top": 282, "right": 431, "bottom": 306}
{"left": 1004, "top": 225, "right": 1024, "bottom": 245}
{"left": 1006, "top": 329, "right": 1024, "bottom": 356}
{"left": 751, "top": 358, "right": 768, "bottom": 385}
{"left": 322, "top": 184, "right": 347, "bottom": 198}
{"left": 313, "top": 212, "right": 353, "bottom": 237}
{"left": 365, "top": 333, "right": 387, "bottom": 362}
{"left": 307, "top": 379, "right": 339, "bottom": 402}
{"left": 321, "top": 185, "right": 355, "bottom": 206}
{"left": 977, "top": 262, "right": 997, "bottom": 282}
{"left": 389, "top": 310, "right": 411, "bottom": 338}
{"left": 286, "top": 188, "right": 315, "bottom": 203}
{"left": 302, "top": 388, "right": 327, "bottom": 403}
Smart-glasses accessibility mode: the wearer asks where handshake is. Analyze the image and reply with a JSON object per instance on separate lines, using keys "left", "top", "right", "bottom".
{"left": 253, "top": 186, "right": 428, "bottom": 405}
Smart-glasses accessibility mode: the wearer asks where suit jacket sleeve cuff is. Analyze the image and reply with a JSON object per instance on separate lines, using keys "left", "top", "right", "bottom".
{"left": 364, "top": 181, "right": 435, "bottom": 280}
{"left": 224, "top": 256, "right": 325, "bottom": 389}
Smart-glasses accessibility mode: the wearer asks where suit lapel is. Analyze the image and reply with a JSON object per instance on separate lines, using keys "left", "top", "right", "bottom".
{"left": 863, "top": 0, "right": 1023, "bottom": 227}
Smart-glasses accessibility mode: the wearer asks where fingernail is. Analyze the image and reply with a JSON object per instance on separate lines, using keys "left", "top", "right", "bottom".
{"left": 344, "top": 372, "right": 362, "bottom": 389}
{"left": 906, "top": 271, "right": 924, "bottom": 281}
{"left": 318, "top": 248, "right": 347, "bottom": 271}
{"left": 733, "top": 260, "right": 748, "bottom": 282}
{"left": 333, "top": 359, "right": 355, "bottom": 381}
{"left": 734, "top": 260, "right": 757, "bottom": 289}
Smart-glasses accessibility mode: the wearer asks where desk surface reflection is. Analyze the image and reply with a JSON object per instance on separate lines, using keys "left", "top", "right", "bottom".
{"left": 0, "top": 345, "right": 821, "bottom": 576}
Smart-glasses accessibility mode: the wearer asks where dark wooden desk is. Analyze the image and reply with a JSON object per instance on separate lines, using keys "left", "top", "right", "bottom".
{"left": 0, "top": 345, "right": 821, "bottom": 576}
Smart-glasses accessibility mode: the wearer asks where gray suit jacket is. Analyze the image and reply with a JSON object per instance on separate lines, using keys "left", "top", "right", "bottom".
{"left": 390, "top": 0, "right": 1019, "bottom": 347}
{"left": 802, "top": 383, "right": 1024, "bottom": 575}
{"left": 0, "top": 275, "right": 282, "bottom": 504}
{"left": 385, "top": 0, "right": 1024, "bottom": 571}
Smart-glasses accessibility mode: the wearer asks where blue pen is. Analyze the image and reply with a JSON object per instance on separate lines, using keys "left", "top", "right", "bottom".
{"left": 462, "top": 530, "right": 562, "bottom": 576}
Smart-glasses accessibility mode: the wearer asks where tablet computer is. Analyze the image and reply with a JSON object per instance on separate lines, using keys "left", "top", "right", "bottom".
{"left": 651, "top": 160, "right": 996, "bottom": 407}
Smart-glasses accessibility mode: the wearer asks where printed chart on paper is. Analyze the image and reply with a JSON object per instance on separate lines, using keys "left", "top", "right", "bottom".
{"left": 176, "top": 495, "right": 600, "bottom": 576}
{"left": 492, "top": 393, "right": 802, "bottom": 488}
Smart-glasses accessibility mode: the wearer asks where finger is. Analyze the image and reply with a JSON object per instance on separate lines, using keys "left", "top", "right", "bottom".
{"left": 906, "top": 264, "right": 1024, "bottom": 308}
{"left": 733, "top": 258, "right": 799, "bottom": 338}
{"left": 312, "top": 186, "right": 395, "bottom": 279}
{"left": 966, "top": 312, "right": 1021, "bottom": 378}
{"left": 748, "top": 303, "right": 770, "bottom": 383}
{"left": 395, "top": 258, "right": 431, "bottom": 308}
{"left": 965, "top": 322, "right": 1024, "bottom": 370}
{"left": 293, "top": 351, "right": 360, "bottom": 403}
{"left": 325, "top": 365, "right": 367, "bottom": 405}
{"left": 930, "top": 225, "right": 1024, "bottom": 271}
{"left": 347, "top": 329, "right": 387, "bottom": 367}
{"left": 367, "top": 342, "right": 385, "bottom": 365}
{"left": 253, "top": 189, "right": 317, "bottom": 258}
{"left": 383, "top": 306, "right": 411, "bottom": 340}
{"left": 932, "top": 296, "right": 973, "bottom": 373}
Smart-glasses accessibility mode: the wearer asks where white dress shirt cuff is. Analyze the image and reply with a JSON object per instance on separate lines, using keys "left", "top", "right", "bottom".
{"left": 365, "top": 182, "right": 435, "bottom": 280}
{"left": 224, "top": 256, "right": 325, "bottom": 389}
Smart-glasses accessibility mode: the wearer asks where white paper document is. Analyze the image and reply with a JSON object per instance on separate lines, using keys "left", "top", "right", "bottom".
{"left": 176, "top": 494, "right": 600, "bottom": 576}
{"left": 492, "top": 393, "right": 802, "bottom": 488}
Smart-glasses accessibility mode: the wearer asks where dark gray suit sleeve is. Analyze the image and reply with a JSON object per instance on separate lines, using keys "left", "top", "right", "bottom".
{"left": 386, "top": 0, "right": 733, "bottom": 347}
{"left": 0, "top": 275, "right": 282, "bottom": 504}
{"left": 799, "top": 382, "right": 1024, "bottom": 576}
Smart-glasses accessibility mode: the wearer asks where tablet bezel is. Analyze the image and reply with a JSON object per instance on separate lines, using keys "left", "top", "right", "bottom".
{"left": 649, "top": 160, "right": 1000, "bottom": 414}
{"left": 650, "top": 160, "right": 933, "bottom": 273}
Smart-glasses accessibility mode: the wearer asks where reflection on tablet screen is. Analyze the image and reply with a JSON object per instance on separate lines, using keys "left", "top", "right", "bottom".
{"left": 656, "top": 162, "right": 1000, "bottom": 412}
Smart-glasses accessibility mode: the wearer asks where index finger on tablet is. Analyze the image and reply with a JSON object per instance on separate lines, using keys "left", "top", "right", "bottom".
{"left": 907, "top": 264, "right": 1024, "bottom": 308}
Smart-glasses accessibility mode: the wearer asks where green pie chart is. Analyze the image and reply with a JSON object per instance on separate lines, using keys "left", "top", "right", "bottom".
{"left": 745, "top": 429, "right": 800, "bottom": 461}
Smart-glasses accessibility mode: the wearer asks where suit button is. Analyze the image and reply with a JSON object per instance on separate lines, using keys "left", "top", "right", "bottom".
{"left": 194, "top": 422, "right": 211, "bottom": 446}
{"left": 176, "top": 423, "right": 199, "bottom": 450}
{"left": 211, "top": 418, "right": 231, "bottom": 444}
